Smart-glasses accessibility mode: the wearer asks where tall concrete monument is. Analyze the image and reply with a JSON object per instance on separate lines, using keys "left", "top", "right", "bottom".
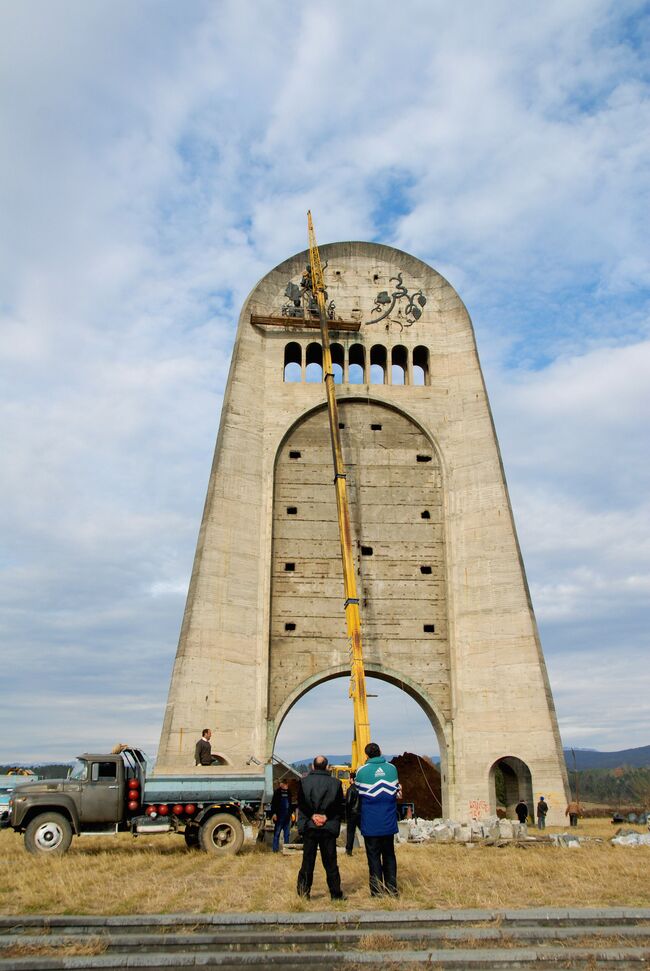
{"left": 156, "top": 241, "right": 569, "bottom": 824}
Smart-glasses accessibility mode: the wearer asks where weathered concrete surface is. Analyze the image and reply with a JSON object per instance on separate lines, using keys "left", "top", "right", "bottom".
{"left": 155, "top": 241, "right": 570, "bottom": 825}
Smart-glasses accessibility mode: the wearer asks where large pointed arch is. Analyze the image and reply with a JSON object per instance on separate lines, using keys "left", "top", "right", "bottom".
{"left": 267, "top": 661, "right": 453, "bottom": 817}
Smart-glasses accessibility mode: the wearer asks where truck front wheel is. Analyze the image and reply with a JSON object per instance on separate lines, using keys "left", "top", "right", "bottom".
{"left": 25, "top": 813, "right": 72, "bottom": 856}
{"left": 199, "top": 813, "right": 244, "bottom": 855}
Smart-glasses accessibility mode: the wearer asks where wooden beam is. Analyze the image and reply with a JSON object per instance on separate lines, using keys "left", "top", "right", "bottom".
{"left": 251, "top": 314, "right": 360, "bottom": 333}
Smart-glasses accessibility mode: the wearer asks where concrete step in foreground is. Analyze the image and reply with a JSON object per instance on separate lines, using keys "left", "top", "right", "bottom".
{"left": 1, "top": 907, "right": 650, "bottom": 969}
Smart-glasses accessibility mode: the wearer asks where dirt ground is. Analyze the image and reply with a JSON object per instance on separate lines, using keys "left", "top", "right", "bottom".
{"left": 1, "top": 818, "right": 649, "bottom": 915}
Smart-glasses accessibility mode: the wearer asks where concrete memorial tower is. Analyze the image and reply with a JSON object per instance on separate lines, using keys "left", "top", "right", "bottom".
{"left": 155, "top": 241, "right": 569, "bottom": 825}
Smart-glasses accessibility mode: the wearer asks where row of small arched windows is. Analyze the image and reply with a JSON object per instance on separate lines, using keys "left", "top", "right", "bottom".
{"left": 283, "top": 342, "right": 430, "bottom": 386}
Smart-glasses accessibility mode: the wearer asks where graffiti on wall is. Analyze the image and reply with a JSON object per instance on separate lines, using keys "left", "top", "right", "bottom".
{"left": 468, "top": 799, "right": 490, "bottom": 820}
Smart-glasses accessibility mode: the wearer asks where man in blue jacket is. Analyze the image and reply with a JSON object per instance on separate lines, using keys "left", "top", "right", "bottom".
{"left": 355, "top": 742, "right": 399, "bottom": 896}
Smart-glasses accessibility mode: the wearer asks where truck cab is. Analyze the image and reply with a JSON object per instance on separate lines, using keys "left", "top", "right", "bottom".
{"left": 67, "top": 754, "right": 127, "bottom": 824}
{"left": 4, "top": 752, "right": 140, "bottom": 854}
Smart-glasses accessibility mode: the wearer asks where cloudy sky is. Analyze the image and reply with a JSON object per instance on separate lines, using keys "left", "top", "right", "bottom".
{"left": 1, "top": 1, "right": 649, "bottom": 763}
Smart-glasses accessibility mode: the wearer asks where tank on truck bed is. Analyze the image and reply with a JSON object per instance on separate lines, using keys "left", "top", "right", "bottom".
{"left": 1, "top": 747, "right": 272, "bottom": 857}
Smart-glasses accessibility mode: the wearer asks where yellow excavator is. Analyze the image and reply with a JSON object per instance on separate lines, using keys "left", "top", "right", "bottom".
{"left": 307, "top": 213, "right": 371, "bottom": 785}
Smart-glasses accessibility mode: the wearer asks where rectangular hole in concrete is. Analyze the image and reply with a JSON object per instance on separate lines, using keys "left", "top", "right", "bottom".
{"left": 417, "top": 454, "right": 432, "bottom": 463}
{"left": 370, "top": 423, "right": 382, "bottom": 431}
{"left": 284, "top": 563, "right": 295, "bottom": 572}
{"left": 338, "top": 422, "right": 345, "bottom": 429}
{"left": 420, "top": 566, "right": 432, "bottom": 575}
{"left": 373, "top": 274, "right": 379, "bottom": 282}
{"left": 421, "top": 510, "right": 431, "bottom": 519}
{"left": 285, "top": 622, "right": 296, "bottom": 631}
{"left": 361, "top": 546, "right": 373, "bottom": 556}
{"left": 289, "top": 451, "right": 301, "bottom": 459}
{"left": 423, "top": 624, "right": 435, "bottom": 633}
{"left": 287, "top": 507, "right": 297, "bottom": 515}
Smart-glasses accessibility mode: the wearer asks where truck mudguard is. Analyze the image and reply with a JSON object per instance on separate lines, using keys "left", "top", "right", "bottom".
{"left": 12, "top": 793, "right": 81, "bottom": 834}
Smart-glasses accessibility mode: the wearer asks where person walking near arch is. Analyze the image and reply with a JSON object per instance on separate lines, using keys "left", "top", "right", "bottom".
{"left": 515, "top": 798, "right": 528, "bottom": 824}
{"left": 537, "top": 795, "right": 549, "bottom": 830}
{"left": 565, "top": 799, "right": 581, "bottom": 827}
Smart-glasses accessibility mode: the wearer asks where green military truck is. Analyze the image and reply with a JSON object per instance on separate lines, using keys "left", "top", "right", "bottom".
{"left": 1, "top": 747, "right": 271, "bottom": 857}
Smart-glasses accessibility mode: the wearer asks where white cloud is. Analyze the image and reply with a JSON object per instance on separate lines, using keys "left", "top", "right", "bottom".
{"left": 549, "top": 651, "right": 650, "bottom": 748}
{"left": 0, "top": 0, "right": 648, "bottom": 761}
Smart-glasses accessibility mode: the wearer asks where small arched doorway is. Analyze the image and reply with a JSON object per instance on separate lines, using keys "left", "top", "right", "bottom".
{"left": 488, "top": 756, "right": 533, "bottom": 820}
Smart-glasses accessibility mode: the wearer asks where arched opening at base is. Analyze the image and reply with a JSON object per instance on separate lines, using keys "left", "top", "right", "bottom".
{"left": 272, "top": 673, "right": 446, "bottom": 819}
{"left": 488, "top": 756, "right": 533, "bottom": 821}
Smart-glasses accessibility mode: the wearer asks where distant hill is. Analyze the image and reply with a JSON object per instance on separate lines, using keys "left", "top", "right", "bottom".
{"left": 564, "top": 746, "right": 650, "bottom": 770}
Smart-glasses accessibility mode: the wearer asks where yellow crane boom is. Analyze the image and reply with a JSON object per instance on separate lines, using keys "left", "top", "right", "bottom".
{"left": 307, "top": 212, "right": 371, "bottom": 770}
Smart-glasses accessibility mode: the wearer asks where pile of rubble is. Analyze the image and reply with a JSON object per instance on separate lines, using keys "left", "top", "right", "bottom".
{"left": 391, "top": 752, "right": 442, "bottom": 818}
{"left": 611, "top": 829, "right": 650, "bottom": 847}
{"left": 399, "top": 815, "right": 529, "bottom": 844}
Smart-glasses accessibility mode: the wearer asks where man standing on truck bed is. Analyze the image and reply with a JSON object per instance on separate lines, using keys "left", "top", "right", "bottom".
{"left": 356, "top": 742, "right": 400, "bottom": 896}
{"left": 296, "top": 755, "right": 345, "bottom": 900}
{"left": 194, "top": 729, "right": 220, "bottom": 766}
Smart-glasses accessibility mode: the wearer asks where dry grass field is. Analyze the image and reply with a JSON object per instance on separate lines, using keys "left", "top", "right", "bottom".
{"left": 1, "top": 819, "right": 648, "bottom": 915}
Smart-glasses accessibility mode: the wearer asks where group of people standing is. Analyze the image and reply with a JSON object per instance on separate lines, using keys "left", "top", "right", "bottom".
{"left": 514, "top": 795, "right": 550, "bottom": 828}
{"left": 272, "top": 742, "right": 400, "bottom": 899}
{"left": 514, "top": 796, "right": 581, "bottom": 828}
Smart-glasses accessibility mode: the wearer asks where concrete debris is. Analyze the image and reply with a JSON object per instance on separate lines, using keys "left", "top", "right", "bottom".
{"left": 403, "top": 816, "right": 529, "bottom": 844}
{"left": 549, "top": 833, "right": 583, "bottom": 848}
{"left": 611, "top": 832, "right": 650, "bottom": 847}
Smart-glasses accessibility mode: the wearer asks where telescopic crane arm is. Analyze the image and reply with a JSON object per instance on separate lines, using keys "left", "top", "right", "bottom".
{"left": 307, "top": 212, "right": 371, "bottom": 770}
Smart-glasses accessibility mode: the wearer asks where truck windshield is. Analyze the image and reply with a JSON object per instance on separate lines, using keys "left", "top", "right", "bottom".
{"left": 68, "top": 760, "right": 88, "bottom": 781}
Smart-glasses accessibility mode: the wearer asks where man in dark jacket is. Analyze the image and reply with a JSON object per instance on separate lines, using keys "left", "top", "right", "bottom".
{"left": 537, "top": 796, "right": 549, "bottom": 829}
{"left": 296, "top": 755, "right": 345, "bottom": 900}
{"left": 270, "top": 780, "right": 294, "bottom": 852}
{"left": 194, "top": 728, "right": 219, "bottom": 766}
{"left": 345, "top": 771, "right": 360, "bottom": 855}
{"left": 515, "top": 799, "right": 528, "bottom": 824}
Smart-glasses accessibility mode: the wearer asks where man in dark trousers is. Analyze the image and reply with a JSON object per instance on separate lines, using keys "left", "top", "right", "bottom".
{"left": 515, "top": 799, "right": 528, "bottom": 824}
{"left": 537, "top": 795, "right": 549, "bottom": 829}
{"left": 194, "top": 728, "right": 219, "bottom": 766}
{"left": 270, "top": 779, "right": 294, "bottom": 853}
{"left": 356, "top": 742, "right": 399, "bottom": 896}
{"left": 296, "top": 755, "right": 345, "bottom": 900}
{"left": 345, "top": 771, "right": 360, "bottom": 855}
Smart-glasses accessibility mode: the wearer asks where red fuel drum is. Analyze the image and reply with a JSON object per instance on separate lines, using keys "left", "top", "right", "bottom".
{"left": 158, "top": 804, "right": 169, "bottom": 816}
{"left": 128, "top": 778, "right": 140, "bottom": 790}
{"left": 185, "top": 804, "right": 196, "bottom": 816}
{"left": 127, "top": 800, "right": 139, "bottom": 811}
{"left": 172, "top": 804, "right": 184, "bottom": 816}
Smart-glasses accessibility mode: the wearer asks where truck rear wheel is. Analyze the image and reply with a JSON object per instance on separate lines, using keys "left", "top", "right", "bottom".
{"left": 25, "top": 813, "right": 72, "bottom": 856}
{"left": 199, "top": 813, "right": 244, "bottom": 855}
